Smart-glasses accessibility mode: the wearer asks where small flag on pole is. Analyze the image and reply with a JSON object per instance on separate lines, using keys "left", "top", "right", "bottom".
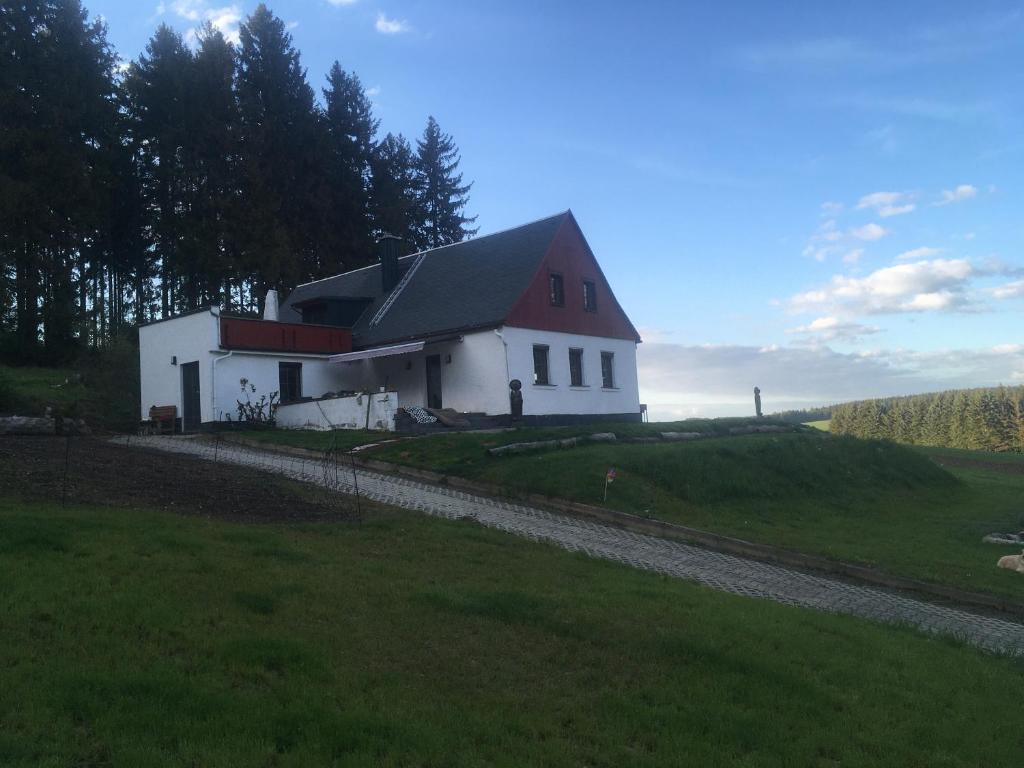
{"left": 604, "top": 467, "right": 617, "bottom": 501}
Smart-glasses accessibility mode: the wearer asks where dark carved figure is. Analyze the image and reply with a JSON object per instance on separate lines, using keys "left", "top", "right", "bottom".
{"left": 509, "top": 379, "right": 523, "bottom": 421}
{"left": 754, "top": 386, "right": 762, "bottom": 418}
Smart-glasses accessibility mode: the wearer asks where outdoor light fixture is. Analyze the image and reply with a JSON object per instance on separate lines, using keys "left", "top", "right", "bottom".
{"left": 171, "top": 355, "right": 177, "bottom": 365}
{"left": 445, "top": 354, "right": 452, "bottom": 364}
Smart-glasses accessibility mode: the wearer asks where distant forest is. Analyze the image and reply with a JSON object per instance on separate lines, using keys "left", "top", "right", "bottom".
{"left": 770, "top": 407, "right": 833, "bottom": 425}
{"left": 1, "top": 1, "right": 477, "bottom": 363}
{"left": 830, "top": 386, "right": 1024, "bottom": 453}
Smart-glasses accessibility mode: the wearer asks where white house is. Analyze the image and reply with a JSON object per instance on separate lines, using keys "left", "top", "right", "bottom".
{"left": 138, "top": 211, "right": 643, "bottom": 431}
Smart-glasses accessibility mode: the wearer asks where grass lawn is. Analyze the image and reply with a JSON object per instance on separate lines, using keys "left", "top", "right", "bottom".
{"left": 350, "top": 431, "right": 1024, "bottom": 600}
{"left": 804, "top": 419, "right": 831, "bottom": 432}
{"left": 0, "top": 365, "right": 87, "bottom": 416}
{"left": 234, "top": 416, "right": 797, "bottom": 455}
{"left": 2, "top": 495, "right": 1023, "bottom": 766}
{"left": 227, "top": 425, "right": 1024, "bottom": 599}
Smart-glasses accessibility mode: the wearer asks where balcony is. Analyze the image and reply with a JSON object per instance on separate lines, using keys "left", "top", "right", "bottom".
{"left": 219, "top": 316, "right": 352, "bottom": 355}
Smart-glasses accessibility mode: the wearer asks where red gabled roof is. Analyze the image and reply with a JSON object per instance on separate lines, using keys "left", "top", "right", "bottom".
{"left": 504, "top": 212, "right": 642, "bottom": 342}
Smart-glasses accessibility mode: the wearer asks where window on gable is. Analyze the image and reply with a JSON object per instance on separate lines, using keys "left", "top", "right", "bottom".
{"left": 583, "top": 280, "right": 597, "bottom": 312}
{"left": 279, "top": 362, "right": 303, "bottom": 402}
{"left": 600, "top": 352, "right": 615, "bottom": 389}
{"left": 569, "top": 348, "right": 584, "bottom": 387}
{"left": 533, "top": 345, "right": 551, "bottom": 385}
{"left": 549, "top": 273, "right": 565, "bottom": 307}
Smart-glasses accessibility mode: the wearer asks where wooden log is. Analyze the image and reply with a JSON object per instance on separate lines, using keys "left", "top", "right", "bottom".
{"left": 0, "top": 416, "right": 57, "bottom": 435}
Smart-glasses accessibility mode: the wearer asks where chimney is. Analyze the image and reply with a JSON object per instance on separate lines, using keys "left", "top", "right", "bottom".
{"left": 378, "top": 235, "right": 403, "bottom": 293}
{"left": 263, "top": 289, "right": 279, "bottom": 321}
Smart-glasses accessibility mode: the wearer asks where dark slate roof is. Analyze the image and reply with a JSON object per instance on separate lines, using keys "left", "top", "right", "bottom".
{"left": 281, "top": 212, "right": 569, "bottom": 348}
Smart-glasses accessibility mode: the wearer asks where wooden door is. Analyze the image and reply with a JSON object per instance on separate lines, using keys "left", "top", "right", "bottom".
{"left": 181, "top": 361, "right": 201, "bottom": 432}
{"left": 425, "top": 355, "right": 443, "bottom": 409}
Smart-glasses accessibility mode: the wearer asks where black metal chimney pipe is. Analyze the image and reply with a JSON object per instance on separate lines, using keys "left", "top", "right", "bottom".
{"left": 378, "top": 235, "right": 402, "bottom": 293}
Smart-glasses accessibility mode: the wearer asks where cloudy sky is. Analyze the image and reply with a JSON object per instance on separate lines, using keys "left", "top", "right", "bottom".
{"left": 91, "top": 0, "right": 1024, "bottom": 418}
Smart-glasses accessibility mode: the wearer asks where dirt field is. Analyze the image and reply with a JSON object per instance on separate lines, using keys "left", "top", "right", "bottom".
{"left": 0, "top": 436, "right": 357, "bottom": 522}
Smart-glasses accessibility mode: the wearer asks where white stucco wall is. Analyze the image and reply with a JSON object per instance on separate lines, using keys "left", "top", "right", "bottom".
{"left": 499, "top": 326, "right": 640, "bottom": 416}
{"left": 213, "top": 353, "right": 344, "bottom": 423}
{"left": 337, "top": 330, "right": 509, "bottom": 414}
{"left": 138, "top": 309, "right": 219, "bottom": 423}
{"left": 275, "top": 392, "right": 399, "bottom": 431}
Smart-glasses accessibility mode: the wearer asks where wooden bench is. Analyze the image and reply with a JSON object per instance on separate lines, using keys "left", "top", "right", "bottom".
{"left": 148, "top": 405, "right": 177, "bottom": 435}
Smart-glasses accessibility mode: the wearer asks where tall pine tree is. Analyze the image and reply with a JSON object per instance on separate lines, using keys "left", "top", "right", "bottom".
{"left": 369, "top": 133, "right": 421, "bottom": 245}
{"left": 413, "top": 116, "right": 476, "bottom": 249}
{"left": 319, "top": 61, "right": 378, "bottom": 275}
{"left": 236, "top": 3, "right": 320, "bottom": 310}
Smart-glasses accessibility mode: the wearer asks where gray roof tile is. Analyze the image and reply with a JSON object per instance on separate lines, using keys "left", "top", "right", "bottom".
{"left": 281, "top": 212, "right": 569, "bottom": 348}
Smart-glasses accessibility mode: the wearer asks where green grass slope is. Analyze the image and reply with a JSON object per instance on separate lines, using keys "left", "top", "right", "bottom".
{"left": 370, "top": 432, "right": 1024, "bottom": 600}
{"left": 2, "top": 497, "right": 1023, "bottom": 766}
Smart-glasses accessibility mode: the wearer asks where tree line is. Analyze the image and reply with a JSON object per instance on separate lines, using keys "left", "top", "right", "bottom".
{"left": 830, "top": 386, "right": 1024, "bottom": 453}
{"left": 1, "top": 1, "right": 477, "bottom": 362}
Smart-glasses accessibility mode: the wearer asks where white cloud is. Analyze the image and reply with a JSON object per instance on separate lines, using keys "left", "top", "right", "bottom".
{"left": 856, "top": 190, "right": 916, "bottom": 217}
{"left": 170, "top": 0, "right": 242, "bottom": 44}
{"left": 286, "top": 20, "right": 299, "bottom": 30}
{"left": 803, "top": 220, "right": 887, "bottom": 262}
{"left": 849, "top": 222, "right": 888, "bottom": 241}
{"left": 993, "top": 280, "right": 1024, "bottom": 299}
{"left": 842, "top": 249, "right": 864, "bottom": 264}
{"left": 789, "top": 258, "right": 977, "bottom": 315}
{"left": 820, "top": 201, "right": 844, "bottom": 215}
{"left": 895, "top": 246, "right": 941, "bottom": 261}
{"left": 787, "top": 316, "right": 881, "bottom": 343}
{"left": 935, "top": 184, "right": 978, "bottom": 206}
{"left": 637, "top": 342, "right": 1024, "bottom": 419}
{"left": 327, "top": 0, "right": 358, "bottom": 5}
{"left": 365, "top": 85, "right": 381, "bottom": 97}
{"left": 375, "top": 12, "right": 410, "bottom": 34}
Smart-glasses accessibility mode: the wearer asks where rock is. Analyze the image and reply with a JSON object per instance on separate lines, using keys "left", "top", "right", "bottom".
{"left": 996, "top": 552, "right": 1024, "bottom": 573}
{"left": 660, "top": 431, "right": 702, "bottom": 441}
{"left": 0, "top": 416, "right": 56, "bottom": 435}
{"left": 588, "top": 432, "right": 617, "bottom": 443}
{"left": 488, "top": 439, "right": 560, "bottom": 456}
{"left": 558, "top": 438, "right": 578, "bottom": 448}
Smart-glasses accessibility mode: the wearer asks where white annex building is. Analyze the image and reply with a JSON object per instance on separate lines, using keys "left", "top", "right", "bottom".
{"left": 138, "top": 212, "right": 643, "bottom": 431}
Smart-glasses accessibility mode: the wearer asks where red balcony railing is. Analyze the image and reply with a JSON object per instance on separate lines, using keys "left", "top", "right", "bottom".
{"left": 220, "top": 316, "right": 352, "bottom": 354}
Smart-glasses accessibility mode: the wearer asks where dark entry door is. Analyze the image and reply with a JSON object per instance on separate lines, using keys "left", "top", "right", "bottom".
{"left": 181, "top": 361, "right": 201, "bottom": 432}
{"left": 425, "top": 355, "right": 442, "bottom": 409}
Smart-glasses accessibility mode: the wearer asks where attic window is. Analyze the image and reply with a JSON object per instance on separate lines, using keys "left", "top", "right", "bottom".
{"left": 583, "top": 280, "right": 597, "bottom": 312}
{"left": 549, "top": 273, "right": 565, "bottom": 307}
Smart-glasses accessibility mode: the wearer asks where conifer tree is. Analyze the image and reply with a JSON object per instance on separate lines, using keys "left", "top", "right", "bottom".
{"left": 124, "top": 23, "right": 193, "bottom": 317}
{"left": 236, "top": 3, "right": 319, "bottom": 309}
{"left": 320, "top": 61, "right": 378, "bottom": 275}
{"left": 370, "top": 133, "right": 421, "bottom": 245}
{"left": 413, "top": 116, "right": 477, "bottom": 249}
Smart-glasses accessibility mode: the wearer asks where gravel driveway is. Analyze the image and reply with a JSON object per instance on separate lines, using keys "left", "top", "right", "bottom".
{"left": 122, "top": 435, "right": 1024, "bottom": 655}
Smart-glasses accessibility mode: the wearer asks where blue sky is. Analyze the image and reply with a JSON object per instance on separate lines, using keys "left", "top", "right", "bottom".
{"left": 92, "top": 0, "right": 1024, "bottom": 417}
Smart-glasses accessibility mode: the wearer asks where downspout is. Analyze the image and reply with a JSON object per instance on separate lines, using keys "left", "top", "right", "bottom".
{"left": 211, "top": 350, "right": 234, "bottom": 422}
{"left": 494, "top": 328, "right": 511, "bottom": 417}
{"left": 494, "top": 328, "right": 511, "bottom": 383}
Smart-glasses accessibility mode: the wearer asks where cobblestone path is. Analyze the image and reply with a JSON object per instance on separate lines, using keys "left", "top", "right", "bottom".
{"left": 123, "top": 435, "right": 1024, "bottom": 655}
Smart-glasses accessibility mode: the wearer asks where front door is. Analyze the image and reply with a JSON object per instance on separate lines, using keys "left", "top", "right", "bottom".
{"left": 425, "top": 354, "right": 443, "bottom": 409}
{"left": 181, "top": 361, "right": 201, "bottom": 432}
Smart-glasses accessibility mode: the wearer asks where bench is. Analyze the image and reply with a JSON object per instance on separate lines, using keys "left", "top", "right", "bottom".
{"left": 148, "top": 405, "right": 177, "bottom": 435}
